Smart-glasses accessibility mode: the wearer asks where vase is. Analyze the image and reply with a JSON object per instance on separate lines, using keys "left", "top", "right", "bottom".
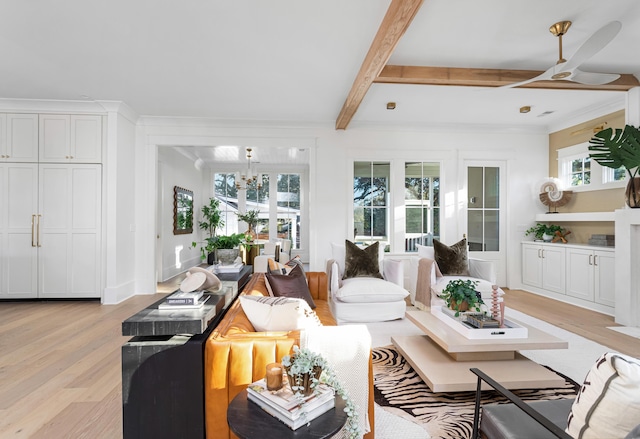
{"left": 450, "top": 299, "right": 469, "bottom": 313}
{"left": 542, "top": 233, "right": 553, "bottom": 242}
{"left": 216, "top": 248, "right": 239, "bottom": 265}
{"left": 625, "top": 176, "right": 640, "bottom": 208}
{"left": 285, "top": 366, "right": 323, "bottom": 397}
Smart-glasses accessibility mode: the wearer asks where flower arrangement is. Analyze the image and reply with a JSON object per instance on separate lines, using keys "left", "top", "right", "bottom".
{"left": 282, "top": 346, "right": 361, "bottom": 438}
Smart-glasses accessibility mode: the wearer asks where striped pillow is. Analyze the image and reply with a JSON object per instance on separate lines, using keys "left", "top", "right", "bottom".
{"left": 239, "top": 295, "right": 321, "bottom": 332}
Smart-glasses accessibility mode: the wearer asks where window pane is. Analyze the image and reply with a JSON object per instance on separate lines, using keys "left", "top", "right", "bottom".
{"left": 584, "top": 171, "right": 591, "bottom": 185}
{"left": 404, "top": 162, "right": 440, "bottom": 252}
{"left": 468, "top": 210, "right": 483, "bottom": 251}
{"left": 354, "top": 161, "right": 389, "bottom": 245}
{"left": 484, "top": 167, "right": 499, "bottom": 209}
{"left": 468, "top": 167, "right": 484, "bottom": 207}
{"left": 277, "top": 173, "right": 300, "bottom": 249}
{"left": 572, "top": 159, "right": 583, "bottom": 173}
{"left": 614, "top": 168, "right": 626, "bottom": 181}
{"left": 485, "top": 210, "right": 499, "bottom": 251}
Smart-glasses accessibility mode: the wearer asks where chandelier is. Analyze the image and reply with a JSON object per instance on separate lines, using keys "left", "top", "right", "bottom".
{"left": 236, "top": 148, "right": 262, "bottom": 190}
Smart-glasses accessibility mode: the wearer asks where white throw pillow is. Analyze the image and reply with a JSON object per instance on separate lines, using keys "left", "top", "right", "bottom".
{"left": 239, "top": 296, "right": 322, "bottom": 332}
{"left": 335, "top": 277, "right": 408, "bottom": 303}
{"left": 566, "top": 352, "right": 640, "bottom": 439}
{"left": 416, "top": 244, "right": 435, "bottom": 260}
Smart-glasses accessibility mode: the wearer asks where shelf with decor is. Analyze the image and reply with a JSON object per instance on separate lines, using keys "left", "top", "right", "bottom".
{"left": 534, "top": 212, "right": 615, "bottom": 222}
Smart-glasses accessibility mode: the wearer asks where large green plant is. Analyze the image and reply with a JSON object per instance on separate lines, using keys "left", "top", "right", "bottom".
{"left": 589, "top": 125, "right": 640, "bottom": 205}
{"left": 525, "top": 223, "right": 563, "bottom": 240}
{"left": 192, "top": 197, "right": 225, "bottom": 260}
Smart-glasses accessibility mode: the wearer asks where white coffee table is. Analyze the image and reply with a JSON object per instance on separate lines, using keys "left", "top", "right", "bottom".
{"left": 391, "top": 309, "right": 568, "bottom": 392}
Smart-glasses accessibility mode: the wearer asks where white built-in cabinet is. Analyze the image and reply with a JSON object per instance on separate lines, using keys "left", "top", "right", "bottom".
{"left": 0, "top": 113, "right": 103, "bottom": 299}
{"left": 565, "top": 247, "right": 615, "bottom": 307}
{"left": 0, "top": 114, "right": 39, "bottom": 162}
{"left": 521, "top": 241, "right": 615, "bottom": 314}
{"left": 521, "top": 242, "right": 566, "bottom": 294}
{"left": 39, "top": 114, "right": 102, "bottom": 163}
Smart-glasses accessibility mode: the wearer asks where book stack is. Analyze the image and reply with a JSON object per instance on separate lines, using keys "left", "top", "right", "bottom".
{"left": 217, "top": 262, "right": 244, "bottom": 273}
{"left": 158, "top": 291, "right": 210, "bottom": 310}
{"left": 246, "top": 378, "right": 335, "bottom": 430}
{"left": 588, "top": 234, "right": 615, "bottom": 247}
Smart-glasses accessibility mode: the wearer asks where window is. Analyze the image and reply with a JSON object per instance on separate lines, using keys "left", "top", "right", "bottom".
{"left": 404, "top": 162, "right": 440, "bottom": 252}
{"left": 569, "top": 156, "right": 591, "bottom": 186}
{"left": 246, "top": 174, "right": 270, "bottom": 240}
{"left": 214, "top": 173, "right": 238, "bottom": 235}
{"left": 277, "top": 174, "right": 300, "bottom": 249}
{"left": 353, "top": 162, "right": 389, "bottom": 247}
{"left": 558, "top": 142, "right": 626, "bottom": 192}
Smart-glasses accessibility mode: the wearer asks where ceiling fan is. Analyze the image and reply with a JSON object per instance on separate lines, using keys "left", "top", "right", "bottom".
{"left": 502, "top": 20, "right": 622, "bottom": 89}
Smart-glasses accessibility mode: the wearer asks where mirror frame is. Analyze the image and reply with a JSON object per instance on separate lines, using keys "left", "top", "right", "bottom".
{"left": 173, "top": 186, "right": 194, "bottom": 235}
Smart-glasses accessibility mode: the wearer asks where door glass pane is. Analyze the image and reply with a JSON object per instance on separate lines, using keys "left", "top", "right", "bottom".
{"left": 277, "top": 173, "right": 300, "bottom": 249}
{"left": 468, "top": 167, "right": 483, "bottom": 207}
{"left": 468, "top": 210, "right": 483, "bottom": 251}
{"left": 485, "top": 167, "right": 499, "bottom": 209}
{"left": 485, "top": 210, "right": 499, "bottom": 251}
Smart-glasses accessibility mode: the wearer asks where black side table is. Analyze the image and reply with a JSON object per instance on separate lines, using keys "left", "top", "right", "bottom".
{"left": 228, "top": 390, "right": 347, "bottom": 439}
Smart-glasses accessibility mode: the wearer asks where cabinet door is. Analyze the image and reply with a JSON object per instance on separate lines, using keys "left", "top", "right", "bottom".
{"left": 522, "top": 244, "right": 543, "bottom": 288}
{"left": 39, "top": 114, "right": 71, "bottom": 162}
{"left": 595, "top": 250, "right": 615, "bottom": 307}
{"left": 6, "top": 114, "right": 38, "bottom": 162}
{"left": 70, "top": 115, "right": 102, "bottom": 163}
{"left": 38, "top": 164, "right": 102, "bottom": 298}
{"left": 565, "top": 248, "right": 594, "bottom": 301}
{"left": 0, "top": 163, "right": 38, "bottom": 298}
{"left": 541, "top": 246, "right": 565, "bottom": 294}
{"left": 0, "top": 114, "right": 5, "bottom": 158}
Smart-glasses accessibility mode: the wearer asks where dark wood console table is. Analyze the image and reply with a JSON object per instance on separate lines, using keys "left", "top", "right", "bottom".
{"left": 122, "top": 266, "right": 251, "bottom": 439}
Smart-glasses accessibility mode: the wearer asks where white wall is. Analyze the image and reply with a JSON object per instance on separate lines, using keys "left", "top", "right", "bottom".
{"left": 137, "top": 119, "right": 549, "bottom": 293}
{"left": 158, "top": 147, "right": 207, "bottom": 281}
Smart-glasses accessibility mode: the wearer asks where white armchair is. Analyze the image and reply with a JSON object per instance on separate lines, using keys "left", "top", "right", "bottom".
{"left": 327, "top": 242, "right": 408, "bottom": 323}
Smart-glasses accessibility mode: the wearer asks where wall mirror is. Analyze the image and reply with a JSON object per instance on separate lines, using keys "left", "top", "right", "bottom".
{"left": 173, "top": 186, "right": 193, "bottom": 235}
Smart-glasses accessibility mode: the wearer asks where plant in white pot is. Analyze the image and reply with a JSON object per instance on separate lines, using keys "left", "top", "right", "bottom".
{"left": 525, "top": 223, "right": 564, "bottom": 242}
{"left": 192, "top": 197, "right": 224, "bottom": 264}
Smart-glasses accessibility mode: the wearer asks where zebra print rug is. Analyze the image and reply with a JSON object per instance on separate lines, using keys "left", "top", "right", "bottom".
{"left": 372, "top": 346, "right": 580, "bottom": 439}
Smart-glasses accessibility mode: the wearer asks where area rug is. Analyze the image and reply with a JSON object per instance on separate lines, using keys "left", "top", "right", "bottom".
{"left": 372, "top": 345, "right": 579, "bottom": 439}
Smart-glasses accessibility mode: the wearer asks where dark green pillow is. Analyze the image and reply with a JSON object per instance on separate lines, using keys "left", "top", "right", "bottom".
{"left": 433, "top": 238, "right": 469, "bottom": 276}
{"left": 343, "top": 240, "right": 383, "bottom": 280}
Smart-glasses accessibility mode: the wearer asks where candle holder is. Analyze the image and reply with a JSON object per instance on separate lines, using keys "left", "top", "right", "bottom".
{"left": 265, "top": 362, "right": 283, "bottom": 391}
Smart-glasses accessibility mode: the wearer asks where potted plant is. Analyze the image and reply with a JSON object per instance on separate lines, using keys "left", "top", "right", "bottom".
{"left": 211, "top": 233, "right": 245, "bottom": 264}
{"left": 525, "top": 223, "right": 563, "bottom": 242}
{"left": 282, "top": 346, "right": 361, "bottom": 438}
{"left": 237, "top": 209, "right": 261, "bottom": 265}
{"left": 192, "top": 198, "right": 225, "bottom": 264}
{"left": 589, "top": 124, "right": 640, "bottom": 208}
{"left": 438, "top": 279, "right": 482, "bottom": 316}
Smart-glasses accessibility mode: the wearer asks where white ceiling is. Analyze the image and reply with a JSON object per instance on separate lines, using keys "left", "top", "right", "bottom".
{"left": 2, "top": 0, "right": 640, "bottom": 164}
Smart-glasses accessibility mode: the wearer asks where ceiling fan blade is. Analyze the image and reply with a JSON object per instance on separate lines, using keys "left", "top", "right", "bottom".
{"left": 499, "top": 65, "right": 556, "bottom": 89}
{"left": 563, "top": 21, "right": 622, "bottom": 71}
{"left": 571, "top": 69, "right": 620, "bottom": 85}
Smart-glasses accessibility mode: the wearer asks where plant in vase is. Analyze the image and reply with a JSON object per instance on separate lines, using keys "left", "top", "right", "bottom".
{"left": 237, "top": 209, "right": 261, "bottom": 265}
{"left": 589, "top": 124, "right": 640, "bottom": 208}
{"left": 192, "top": 197, "right": 224, "bottom": 263}
{"left": 438, "top": 279, "right": 483, "bottom": 317}
{"left": 211, "top": 233, "right": 245, "bottom": 265}
{"left": 525, "top": 223, "right": 563, "bottom": 242}
{"left": 282, "top": 346, "right": 361, "bottom": 438}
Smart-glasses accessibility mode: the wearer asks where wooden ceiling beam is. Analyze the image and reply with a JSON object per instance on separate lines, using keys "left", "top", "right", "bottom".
{"left": 335, "top": 0, "right": 424, "bottom": 130}
{"left": 376, "top": 65, "right": 640, "bottom": 91}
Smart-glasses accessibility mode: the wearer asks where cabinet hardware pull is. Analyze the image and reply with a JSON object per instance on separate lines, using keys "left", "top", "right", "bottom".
{"left": 594, "top": 255, "right": 598, "bottom": 266}
{"left": 37, "top": 214, "right": 42, "bottom": 247}
{"left": 31, "top": 214, "right": 36, "bottom": 247}
{"left": 541, "top": 249, "right": 545, "bottom": 258}
{"left": 538, "top": 249, "right": 541, "bottom": 258}
{"left": 589, "top": 254, "right": 593, "bottom": 265}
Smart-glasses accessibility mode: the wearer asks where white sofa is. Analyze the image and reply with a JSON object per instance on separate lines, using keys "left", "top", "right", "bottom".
{"left": 327, "top": 242, "right": 408, "bottom": 323}
{"left": 407, "top": 244, "right": 502, "bottom": 310}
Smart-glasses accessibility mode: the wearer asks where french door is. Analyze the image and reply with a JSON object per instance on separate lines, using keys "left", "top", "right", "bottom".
{"left": 465, "top": 161, "right": 507, "bottom": 286}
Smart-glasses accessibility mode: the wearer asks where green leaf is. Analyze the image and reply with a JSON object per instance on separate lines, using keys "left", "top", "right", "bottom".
{"left": 589, "top": 125, "right": 640, "bottom": 177}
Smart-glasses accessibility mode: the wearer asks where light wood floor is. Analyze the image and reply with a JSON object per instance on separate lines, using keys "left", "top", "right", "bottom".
{"left": 0, "top": 287, "right": 637, "bottom": 438}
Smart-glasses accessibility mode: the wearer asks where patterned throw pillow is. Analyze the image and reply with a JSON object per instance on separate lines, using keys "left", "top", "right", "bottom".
{"left": 566, "top": 352, "right": 640, "bottom": 439}
{"left": 343, "top": 240, "right": 383, "bottom": 280}
{"left": 433, "top": 238, "right": 469, "bottom": 276}
{"left": 239, "top": 295, "right": 321, "bottom": 332}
